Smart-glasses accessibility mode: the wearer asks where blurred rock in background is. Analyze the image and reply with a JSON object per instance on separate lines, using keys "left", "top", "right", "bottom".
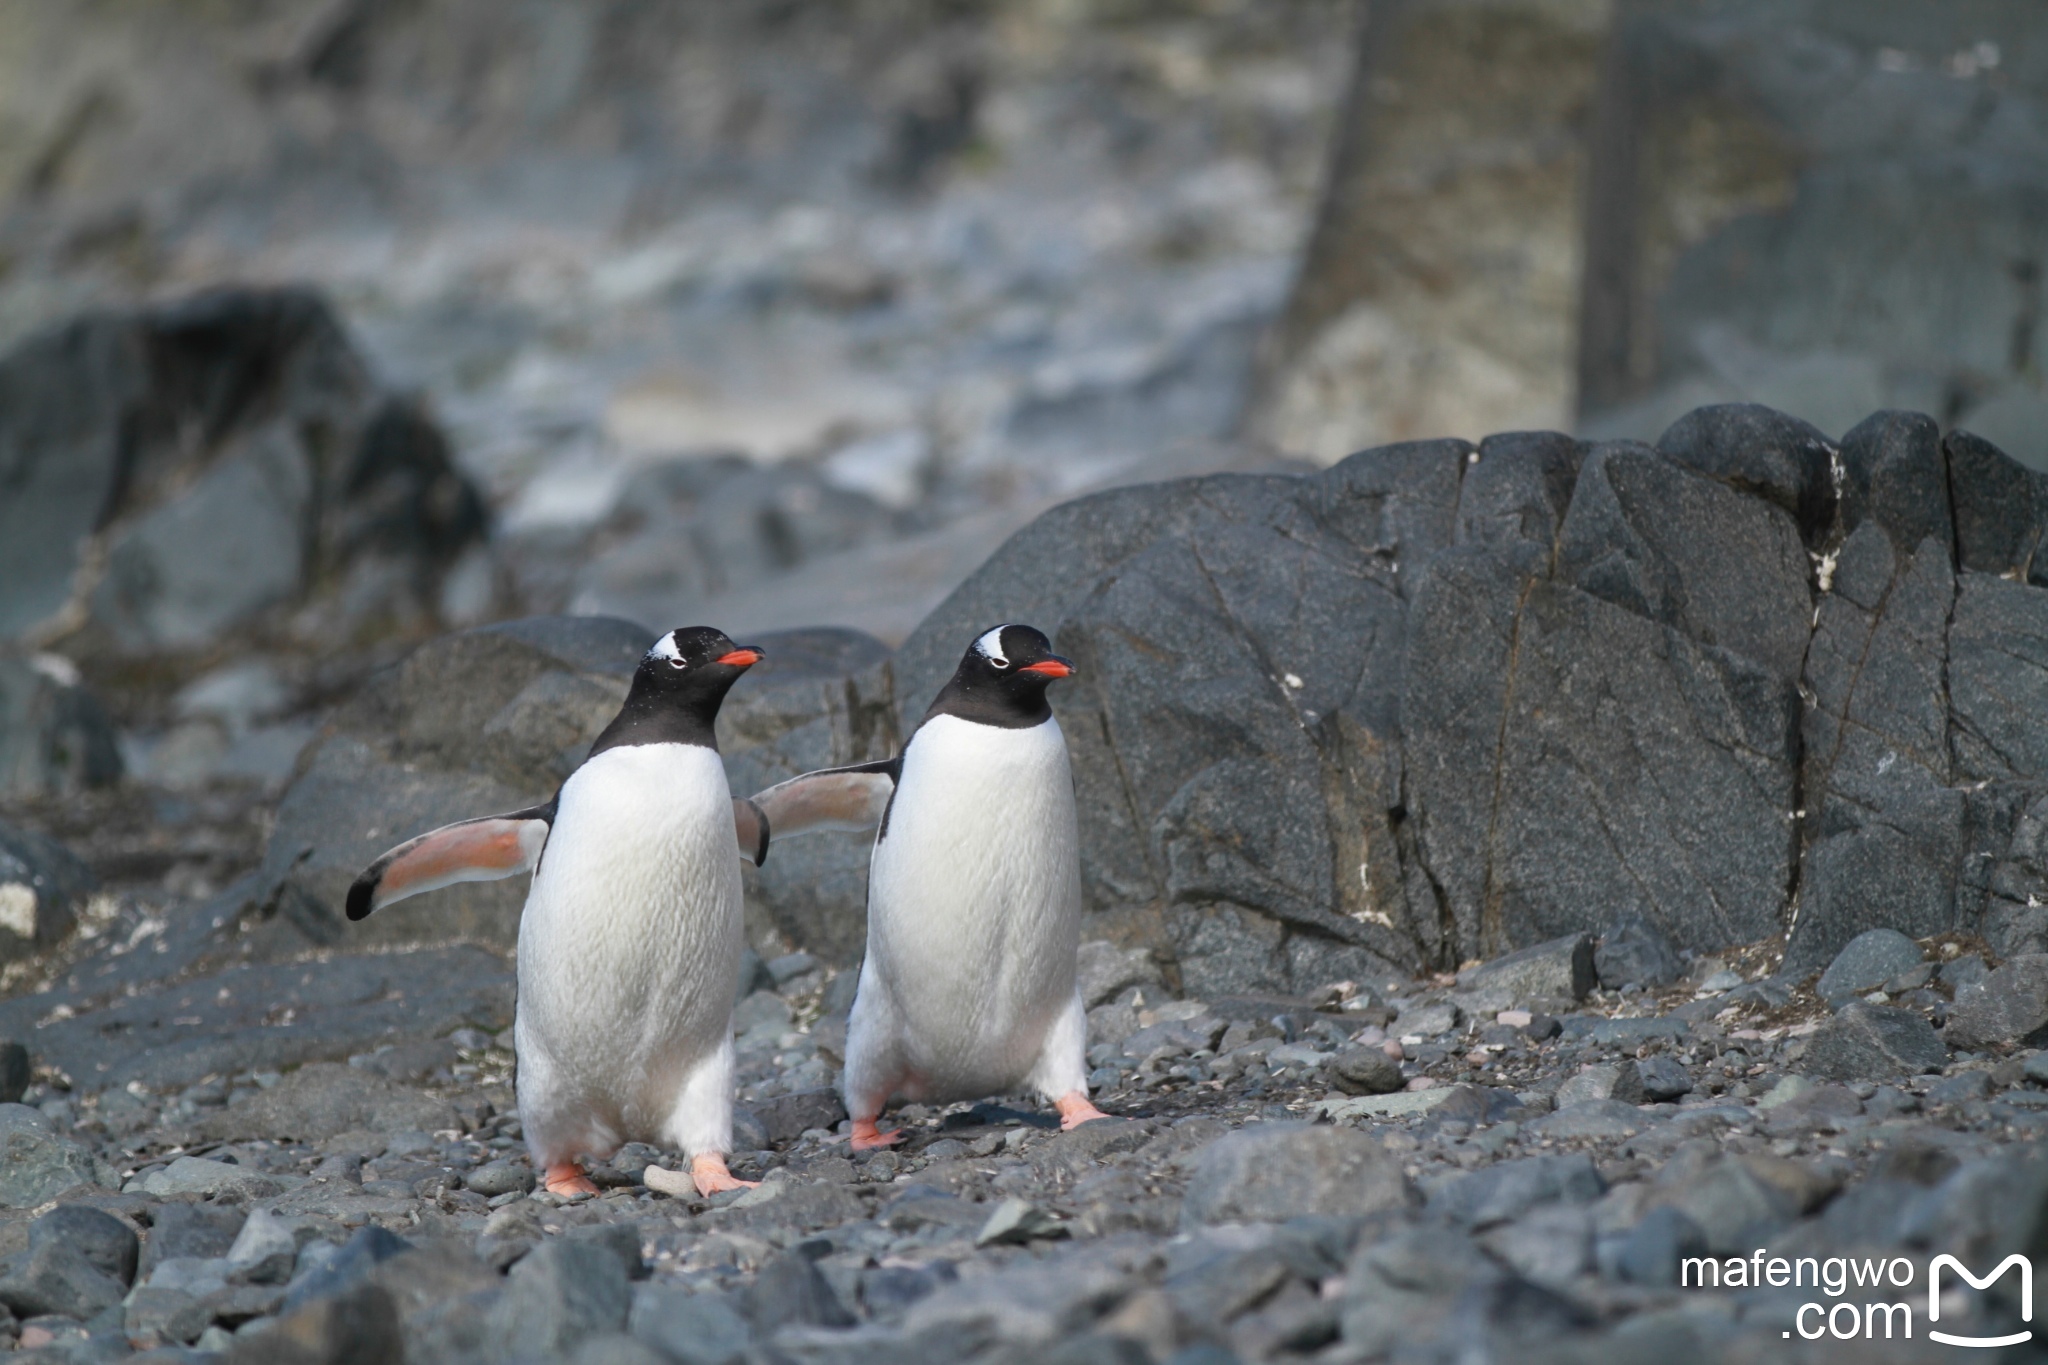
{"left": 1571, "top": 0, "right": 2048, "bottom": 460}
{"left": 1245, "top": 0, "right": 1610, "bottom": 459}
{"left": 0, "top": 0, "right": 1353, "bottom": 647}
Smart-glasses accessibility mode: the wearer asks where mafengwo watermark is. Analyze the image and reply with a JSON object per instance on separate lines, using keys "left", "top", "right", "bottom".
{"left": 1683, "top": 1249, "right": 2032, "bottom": 1347}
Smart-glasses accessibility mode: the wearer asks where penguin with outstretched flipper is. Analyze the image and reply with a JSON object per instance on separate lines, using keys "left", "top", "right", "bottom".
{"left": 349, "top": 626, "right": 772, "bottom": 1196}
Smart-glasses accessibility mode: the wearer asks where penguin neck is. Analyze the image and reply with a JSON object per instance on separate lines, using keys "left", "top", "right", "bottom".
{"left": 922, "top": 673, "right": 1053, "bottom": 730}
{"left": 588, "top": 675, "right": 729, "bottom": 756}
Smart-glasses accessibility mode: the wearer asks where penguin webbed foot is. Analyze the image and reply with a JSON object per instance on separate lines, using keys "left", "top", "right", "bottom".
{"left": 544, "top": 1162, "right": 600, "bottom": 1197}
{"left": 688, "top": 1153, "right": 757, "bottom": 1197}
{"left": 849, "top": 1118, "right": 906, "bottom": 1152}
{"left": 1054, "top": 1091, "right": 1110, "bottom": 1131}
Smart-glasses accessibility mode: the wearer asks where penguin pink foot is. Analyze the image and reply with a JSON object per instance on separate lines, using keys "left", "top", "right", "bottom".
{"left": 1055, "top": 1091, "right": 1109, "bottom": 1130}
{"left": 689, "top": 1154, "right": 757, "bottom": 1196}
{"left": 544, "top": 1162, "right": 598, "bottom": 1197}
{"left": 850, "top": 1118, "right": 906, "bottom": 1152}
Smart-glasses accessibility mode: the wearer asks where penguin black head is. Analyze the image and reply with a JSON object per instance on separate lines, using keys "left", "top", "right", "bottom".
{"left": 925, "top": 623, "right": 1074, "bottom": 729}
{"left": 590, "top": 626, "right": 764, "bottom": 755}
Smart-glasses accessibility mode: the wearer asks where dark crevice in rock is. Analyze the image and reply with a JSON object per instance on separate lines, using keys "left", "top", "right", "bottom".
{"left": 1475, "top": 574, "right": 1538, "bottom": 959}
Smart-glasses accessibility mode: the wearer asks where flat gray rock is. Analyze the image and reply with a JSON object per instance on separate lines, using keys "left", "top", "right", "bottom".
{"left": 1945, "top": 954, "right": 2048, "bottom": 1049}
{"left": 0, "top": 1104, "right": 109, "bottom": 1207}
{"left": 1817, "top": 929, "right": 1924, "bottom": 1007}
{"left": 1526, "top": 1100, "right": 1647, "bottom": 1140}
{"left": 1802, "top": 1003, "right": 1947, "bottom": 1080}
{"left": 1180, "top": 1122, "right": 1415, "bottom": 1227}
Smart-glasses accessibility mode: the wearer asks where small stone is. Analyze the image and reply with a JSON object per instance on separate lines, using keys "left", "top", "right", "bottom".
{"left": 1634, "top": 1054, "right": 1693, "bottom": 1101}
{"left": 226, "top": 1209, "right": 303, "bottom": 1286}
{"left": 464, "top": 1159, "right": 534, "bottom": 1197}
{"left": 33, "top": 1205, "right": 137, "bottom": 1286}
{"left": 1456, "top": 933, "right": 1596, "bottom": 1008}
{"left": 1817, "top": 930, "right": 1925, "bottom": 1007}
{"left": 146, "top": 1204, "right": 248, "bottom": 1277}
{"left": 1430, "top": 1154, "right": 1604, "bottom": 1227}
{"left": 0, "top": 1104, "right": 104, "bottom": 1207}
{"left": 1329, "top": 1047, "right": 1404, "bottom": 1095}
{"left": 975, "top": 1198, "right": 1065, "bottom": 1246}
{"left": 743, "top": 1250, "right": 853, "bottom": 1330}
{"left": 125, "top": 1285, "right": 215, "bottom": 1345}
{"left": 1650, "top": 1153, "right": 1797, "bottom": 1254}
{"left": 751, "top": 1088, "right": 848, "bottom": 1146}
{"left": 1946, "top": 954, "right": 2048, "bottom": 1049}
{"left": 1802, "top": 1003, "right": 1948, "bottom": 1080}
{"left": 226, "top": 1279, "right": 403, "bottom": 1365}
{"left": 1883, "top": 963, "right": 1936, "bottom": 994}
{"left": 1526, "top": 1100, "right": 1644, "bottom": 1140}
{"left": 765, "top": 952, "right": 820, "bottom": 986}
{"left": 1595, "top": 916, "right": 1681, "bottom": 990}
{"left": 1481, "top": 1203, "right": 1593, "bottom": 1289}
{"left": 1555, "top": 1062, "right": 1643, "bottom": 1107}
{"left": 139, "top": 1155, "right": 294, "bottom": 1200}
{"left": 1941, "top": 954, "right": 1991, "bottom": 993}
{"left": 1615, "top": 1205, "right": 1707, "bottom": 1286}
{"left": 1755, "top": 1075, "right": 1816, "bottom": 1110}
{"left": 1394, "top": 1002, "right": 1461, "bottom": 1038}
{"left": 489, "top": 1238, "right": 631, "bottom": 1356}
{"left": 0, "top": 1234, "right": 129, "bottom": 1320}
{"left": 1181, "top": 1123, "right": 1415, "bottom": 1227}
{"left": 629, "top": 1283, "right": 751, "bottom": 1365}
{"left": 1697, "top": 969, "right": 1743, "bottom": 993}
{"left": 279, "top": 1225, "right": 409, "bottom": 1316}
{"left": 1926, "top": 1070, "right": 1993, "bottom": 1106}
{"left": 1075, "top": 940, "right": 1161, "bottom": 1008}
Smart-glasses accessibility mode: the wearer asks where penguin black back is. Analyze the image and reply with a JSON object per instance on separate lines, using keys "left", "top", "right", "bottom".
{"left": 921, "top": 624, "right": 1074, "bottom": 731}
{"left": 589, "top": 626, "right": 765, "bottom": 756}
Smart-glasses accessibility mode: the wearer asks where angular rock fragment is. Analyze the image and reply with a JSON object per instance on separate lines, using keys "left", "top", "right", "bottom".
{"left": 1594, "top": 916, "right": 1681, "bottom": 990}
{"left": 1945, "top": 954, "right": 2048, "bottom": 1050}
{"left": 1800, "top": 1003, "right": 1947, "bottom": 1080}
{"left": 0, "top": 1104, "right": 107, "bottom": 1207}
{"left": 1816, "top": 928, "right": 1924, "bottom": 1007}
{"left": 1181, "top": 1123, "right": 1414, "bottom": 1227}
{"left": 1458, "top": 933, "right": 1596, "bottom": 1008}
{"left": 1328, "top": 1047, "right": 1403, "bottom": 1095}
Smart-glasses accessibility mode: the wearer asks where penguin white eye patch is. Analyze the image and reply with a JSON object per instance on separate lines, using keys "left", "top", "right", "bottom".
{"left": 974, "top": 625, "right": 1010, "bottom": 668}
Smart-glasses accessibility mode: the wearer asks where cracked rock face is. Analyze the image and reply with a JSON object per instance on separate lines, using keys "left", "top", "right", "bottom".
{"left": 883, "top": 403, "right": 2048, "bottom": 992}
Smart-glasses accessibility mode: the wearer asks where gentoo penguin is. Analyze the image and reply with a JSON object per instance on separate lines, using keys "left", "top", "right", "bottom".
{"left": 346, "top": 626, "right": 774, "bottom": 1196}
{"left": 750, "top": 623, "right": 1107, "bottom": 1149}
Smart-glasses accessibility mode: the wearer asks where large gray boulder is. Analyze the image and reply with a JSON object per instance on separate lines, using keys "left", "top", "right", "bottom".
{"left": 0, "top": 287, "right": 485, "bottom": 656}
{"left": 879, "top": 405, "right": 2048, "bottom": 992}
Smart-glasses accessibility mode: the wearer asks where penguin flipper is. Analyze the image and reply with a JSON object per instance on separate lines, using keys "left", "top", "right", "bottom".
{"left": 732, "top": 797, "right": 770, "bottom": 867}
{"left": 751, "top": 757, "right": 899, "bottom": 846}
{"left": 346, "top": 802, "right": 555, "bottom": 921}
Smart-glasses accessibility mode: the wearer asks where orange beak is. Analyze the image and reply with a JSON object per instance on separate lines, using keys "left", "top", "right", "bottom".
{"left": 1021, "top": 656, "right": 1074, "bottom": 679}
{"left": 716, "top": 647, "right": 764, "bottom": 667}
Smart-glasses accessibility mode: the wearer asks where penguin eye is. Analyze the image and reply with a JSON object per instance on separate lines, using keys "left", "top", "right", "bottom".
{"left": 990, "top": 657, "right": 1010, "bottom": 670}
{"left": 668, "top": 657, "right": 688, "bottom": 670}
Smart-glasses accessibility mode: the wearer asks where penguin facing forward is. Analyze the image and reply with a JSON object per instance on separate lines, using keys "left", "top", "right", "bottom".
{"left": 750, "top": 623, "right": 1107, "bottom": 1149}
{"left": 347, "top": 626, "right": 774, "bottom": 1196}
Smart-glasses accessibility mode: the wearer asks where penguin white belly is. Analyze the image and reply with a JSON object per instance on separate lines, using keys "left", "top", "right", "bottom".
{"left": 863, "top": 714, "right": 1082, "bottom": 1101}
{"left": 515, "top": 742, "right": 742, "bottom": 1156}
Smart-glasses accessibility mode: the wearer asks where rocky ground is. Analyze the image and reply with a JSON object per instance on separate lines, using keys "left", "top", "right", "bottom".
{"left": 3, "top": 881, "right": 2048, "bottom": 1363}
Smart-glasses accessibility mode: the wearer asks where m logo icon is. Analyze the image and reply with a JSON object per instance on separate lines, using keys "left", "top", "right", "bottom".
{"left": 1929, "top": 1253, "right": 2033, "bottom": 1348}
